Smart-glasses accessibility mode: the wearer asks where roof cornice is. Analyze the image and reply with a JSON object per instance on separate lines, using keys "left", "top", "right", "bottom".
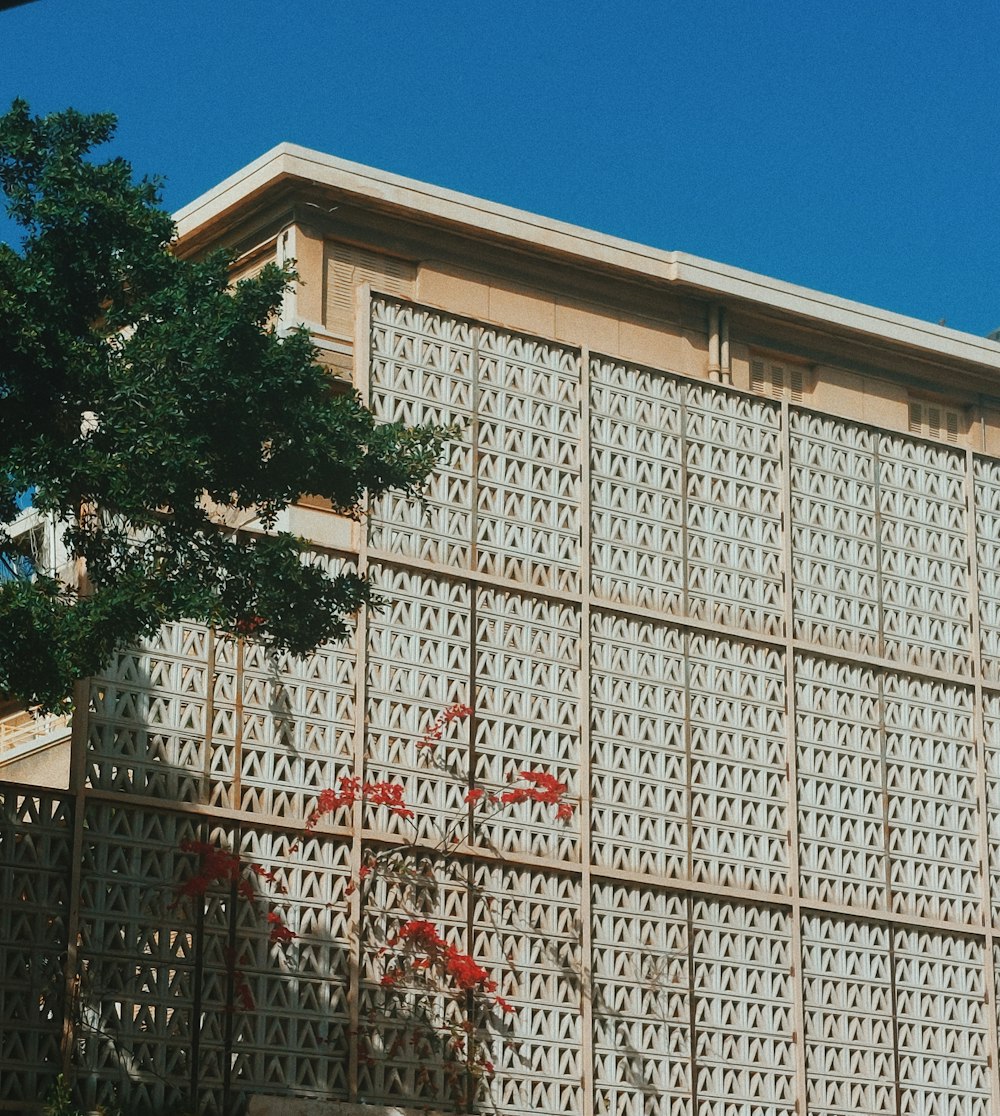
{"left": 175, "top": 143, "right": 1000, "bottom": 374}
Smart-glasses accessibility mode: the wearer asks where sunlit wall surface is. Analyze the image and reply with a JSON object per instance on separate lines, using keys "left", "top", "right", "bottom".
{"left": 5, "top": 291, "right": 1000, "bottom": 1115}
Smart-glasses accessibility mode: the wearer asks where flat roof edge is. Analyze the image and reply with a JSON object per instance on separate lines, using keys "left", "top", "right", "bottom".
{"left": 174, "top": 144, "right": 1000, "bottom": 372}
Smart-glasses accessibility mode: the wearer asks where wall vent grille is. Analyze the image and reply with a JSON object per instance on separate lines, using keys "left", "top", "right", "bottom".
{"left": 909, "top": 399, "right": 962, "bottom": 443}
{"left": 750, "top": 356, "right": 807, "bottom": 402}
{"left": 324, "top": 243, "right": 415, "bottom": 335}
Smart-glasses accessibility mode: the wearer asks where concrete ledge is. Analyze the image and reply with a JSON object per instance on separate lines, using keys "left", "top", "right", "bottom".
{"left": 174, "top": 144, "right": 1000, "bottom": 376}
{"left": 0, "top": 728, "right": 71, "bottom": 789}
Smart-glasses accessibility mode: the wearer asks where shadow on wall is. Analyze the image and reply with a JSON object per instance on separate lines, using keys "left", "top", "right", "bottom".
{"left": 0, "top": 635, "right": 513, "bottom": 1115}
{"left": 2, "top": 628, "right": 667, "bottom": 1116}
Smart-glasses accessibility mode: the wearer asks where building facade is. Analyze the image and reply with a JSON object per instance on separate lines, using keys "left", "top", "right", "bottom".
{"left": 5, "top": 148, "right": 1000, "bottom": 1115}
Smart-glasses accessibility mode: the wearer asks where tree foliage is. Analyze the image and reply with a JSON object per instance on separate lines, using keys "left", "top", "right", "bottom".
{"left": 0, "top": 100, "right": 445, "bottom": 711}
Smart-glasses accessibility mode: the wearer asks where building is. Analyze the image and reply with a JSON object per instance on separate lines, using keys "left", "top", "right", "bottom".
{"left": 4, "top": 146, "right": 1000, "bottom": 1115}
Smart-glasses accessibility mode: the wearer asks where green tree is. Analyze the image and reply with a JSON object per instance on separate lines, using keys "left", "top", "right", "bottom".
{"left": 0, "top": 100, "right": 444, "bottom": 711}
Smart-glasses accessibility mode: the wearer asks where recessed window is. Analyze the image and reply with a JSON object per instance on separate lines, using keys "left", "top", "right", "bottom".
{"left": 908, "top": 399, "right": 963, "bottom": 444}
{"left": 750, "top": 355, "right": 810, "bottom": 402}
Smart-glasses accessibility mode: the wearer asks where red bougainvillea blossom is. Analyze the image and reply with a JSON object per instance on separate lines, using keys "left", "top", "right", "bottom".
{"left": 460, "top": 771, "right": 575, "bottom": 821}
{"left": 175, "top": 840, "right": 296, "bottom": 956}
{"left": 304, "top": 776, "right": 414, "bottom": 831}
{"left": 500, "top": 769, "right": 575, "bottom": 821}
{"left": 175, "top": 840, "right": 256, "bottom": 903}
{"left": 500, "top": 769, "right": 568, "bottom": 807}
{"left": 417, "top": 702, "right": 473, "bottom": 749}
{"left": 266, "top": 910, "right": 297, "bottom": 945}
{"left": 380, "top": 919, "right": 512, "bottom": 1015}
{"left": 365, "top": 780, "right": 414, "bottom": 818}
{"left": 175, "top": 840, "right": 286, "bottom": 904}
{"left": 461, "top": 769, "right": 576, "bottom": 822}
{"left": 232, "top": 614, "right": 266, "bottom": 636}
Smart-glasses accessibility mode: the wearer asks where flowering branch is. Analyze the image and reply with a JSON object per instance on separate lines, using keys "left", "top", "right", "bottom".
{"left": 465, "top": 768, "right": 575, "bottom": 822}
{"left": 171, "top": 700, "right": 576, "bottom": 1105}
{"left": 304, "top": 776, "right": 415, "bottom": 832}
{"left": 416, "top": 702, "right": 473, "bottom": 749}
{"left": 171, "top": 837, "right": 298, "bottom": 1012}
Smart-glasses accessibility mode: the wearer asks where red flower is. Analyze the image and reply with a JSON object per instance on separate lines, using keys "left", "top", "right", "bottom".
{"left": 305, "top": 777, "right": 414, "bottom": 831}
{"left": 417, "top": 702, "right": 473, "bottom": 748}
{"left": 464, "top": 788, "right": 485, "bottom": 804}
{"left": 250, "top": 863, "right": 280, "bottom": 885}
{"left": 443, "top": 946, "right": 491, "bottom": 991}
{"left": 519, "top": 770, "right": 566, "bottom": 799}
{"left": 496, "top": 770, "right": 575, "bottom": 821}
{"left": 305, "top": 777, "right": 360, "bottom": 831}
{"left": 385, "top": 920, "right": 500, "bottom": 998}
{"left": 363, "top": 780, "right": 414, "bottom": 819}
{"left": 233, "top": 614, "right": 266, "bottom": 636}
{"left": 175, "top": 840, "right": 246, "bottom": 901}
{"left": 266, "top": 910, "right": 297, "bottom": 945}
{"left": 394, "top": 919, "right": 445, "bottom": 949}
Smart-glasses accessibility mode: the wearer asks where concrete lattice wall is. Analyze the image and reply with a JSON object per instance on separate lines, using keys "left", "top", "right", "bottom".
{"left": 4, "top": 292, "right": 1000, "bottom": 1114}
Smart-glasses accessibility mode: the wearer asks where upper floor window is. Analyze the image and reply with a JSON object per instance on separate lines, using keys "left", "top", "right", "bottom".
{"left": 908, "top": 398, "right": 963, "bottom": 444}
{"left": 750, "top": 355, "right": 809, "bottom": 402}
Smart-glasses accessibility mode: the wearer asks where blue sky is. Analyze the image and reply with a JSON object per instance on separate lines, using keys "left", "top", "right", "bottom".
{"left": 2, "top": 0, "right": 998, "bottom": 335}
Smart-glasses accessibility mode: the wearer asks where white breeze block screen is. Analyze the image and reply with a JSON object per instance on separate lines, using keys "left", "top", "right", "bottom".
{"left": 16, "top": 291, "right": 1000, "bottom": 1116}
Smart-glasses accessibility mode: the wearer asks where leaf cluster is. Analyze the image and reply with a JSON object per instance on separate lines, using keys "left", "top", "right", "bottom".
{"left": 0, "top": 100, "right": 445, "bottom": 710}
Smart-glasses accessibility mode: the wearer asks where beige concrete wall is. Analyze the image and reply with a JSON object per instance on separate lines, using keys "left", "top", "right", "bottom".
{"left": 283, "top": 237, "right": 995, "bottom": 457}
{"left": 0, "top": 735, "right": 71, "bottom": 789}
{"left": 293, "top": 224, "right": 326, "bottom": 325}
{"left": 417, "top": 264, "right": 710, "bottom": 379}
{"left": 984, "top": 407, "right": 1000, "bottom": 455}
{"left": 286, "top": 504, "right": 357, "bottom": 551}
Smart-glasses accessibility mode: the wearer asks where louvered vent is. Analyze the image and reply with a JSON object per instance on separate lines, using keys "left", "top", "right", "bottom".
{"left": 324, "top": 244, "right": 415, "bottom": 336}
{"left": 908, "top": 400, "right": 962, "bottom": 443}
{"left": 750, "top": 357, "right": 807, "bottom": 402}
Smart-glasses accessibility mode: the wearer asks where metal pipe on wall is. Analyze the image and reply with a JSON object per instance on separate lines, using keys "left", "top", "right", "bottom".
{"left": 720, "top": 306, "right": 731, "bottom": 383}
{"left": 708, "top": 304, "right": 721, "bottom": 380}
